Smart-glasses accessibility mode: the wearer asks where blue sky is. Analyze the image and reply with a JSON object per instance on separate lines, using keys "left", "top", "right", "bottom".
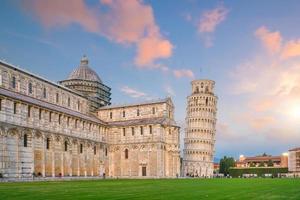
{"left": 1, "top": 0, "right": 300, "bottom": 159}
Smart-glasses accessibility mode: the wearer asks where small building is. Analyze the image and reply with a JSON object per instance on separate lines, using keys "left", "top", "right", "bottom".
{"left": 236, "top": 154, "right": 288, "bottom": 168}
{"left": 288, "top": 147, "right": 300, "bottom": 172}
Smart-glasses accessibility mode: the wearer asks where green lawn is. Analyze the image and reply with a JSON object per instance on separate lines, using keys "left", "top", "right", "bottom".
{"left": 0, "top": 178, "right": 300, "bottom": 200}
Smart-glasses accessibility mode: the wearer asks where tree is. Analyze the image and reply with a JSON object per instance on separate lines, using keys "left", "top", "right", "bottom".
{"left": 250, "top": 162, "right": 256, "bottom": 167}
{"left": 267, "top": 159, "right": 274, "bottom": 167}
{"left": 258, "top": 162, "right": 265, "bottom": 167}
{"left": 219, "top": 156, "right": 235, "bottom": 176}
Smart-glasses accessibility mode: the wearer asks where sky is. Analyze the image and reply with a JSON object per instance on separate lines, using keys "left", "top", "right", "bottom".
{"left": 1, "top": 0, "right": 300, "bottom": 159}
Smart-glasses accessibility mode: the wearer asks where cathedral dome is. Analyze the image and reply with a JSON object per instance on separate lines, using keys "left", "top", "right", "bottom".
{"left": 68, "top": 55, "right": 102, "bottom": 83}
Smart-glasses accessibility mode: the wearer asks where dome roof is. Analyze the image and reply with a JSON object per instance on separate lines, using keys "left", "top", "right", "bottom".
{"left": 68, "top": 55, "right": 102, "bottom": 83}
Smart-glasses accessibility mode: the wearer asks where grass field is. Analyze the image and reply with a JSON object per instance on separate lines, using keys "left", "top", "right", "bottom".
{"left": 1, "top": 178, "right": 300, "bottom": 200}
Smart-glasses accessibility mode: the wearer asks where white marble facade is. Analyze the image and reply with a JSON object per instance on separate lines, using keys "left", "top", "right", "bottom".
{"left": 0, "top": 57, "right": 180, "bottom": 179}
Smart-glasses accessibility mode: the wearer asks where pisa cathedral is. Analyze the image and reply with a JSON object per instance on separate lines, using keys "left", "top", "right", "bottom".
{"left": 183, "top": 80, "right": 218, "bottom": 177}
{"left": 0, "top": 56, "right": 180, "bottom": 179}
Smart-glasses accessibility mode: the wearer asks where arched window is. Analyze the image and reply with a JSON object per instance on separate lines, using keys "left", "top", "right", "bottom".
{"left": 123, "top": 110, "right": 126, "bottom": 118}
{"left": 195, "top": 86, "right": 199, "bottom": 93}
{"left": 64, "top": 141, "right": 68, "bottom": 151}
{"left": 94, "top": 146, "right": 97, "bottom": 155}
{"left": 125, "top": 149, "right": 129, "bottom": 159}
{"left": 206, "top": 98, "right": 208, "bottom": 106}
{"left": 46, "top": 138, "right": 50, "bottom": 149}
{"left": 80, "top": 144, "right": 83, "bottom": 154}
{"left": 149, "top": 125, "right": 152, "bottom": 134}
{"left": 12, "top": 76, "right": 16, "bottom": 89}
{"left": 105, "top": 148, "right": 108, "bottom": 156}
{"left": 24, "top": 134, "right": 28, "bottom": 147}
{"left": 110, "top": 112, "right": 112, "bottom": 119}
{"left": 68, "top": 97, "right": 71, "bottom": 107}
{"left": 140, "top": 126, "right": 143, "bottom": 135}
{"left": 43, "top": 88, "right": 47, "bottom": 99}
{"left": 152, "top": 107, "right": 156, "bottom": 115}
{"left": 28, "top": 82, "right": 32, "bottom": 94}
{"left": 56, "top": 93, "right": 59, "bottom": 103}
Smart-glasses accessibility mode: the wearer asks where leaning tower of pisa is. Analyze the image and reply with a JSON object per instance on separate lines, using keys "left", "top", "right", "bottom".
{"left": 183, "top": 80, "right": 218, "bottom": 178}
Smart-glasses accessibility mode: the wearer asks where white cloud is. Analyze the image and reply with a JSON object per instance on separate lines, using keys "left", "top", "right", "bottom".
{"left": 120, "top": 86, "right": 147, "bottom": 98}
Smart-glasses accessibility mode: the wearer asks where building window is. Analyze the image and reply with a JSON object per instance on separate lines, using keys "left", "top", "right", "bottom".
{"left": 80, "top": 144, "right": 83, "bottom": 154}
{"left": 206, "top": 98, "right": 208, "bottom": 106}
{"left": 68, "top": 97, "right": 71, "bottom": 107}
{"left": 27, "top": 105, "right": 31, "bottom": 118}
{"left": 125, "top": 149, "right": 129, "bottom": 159}
{"left": 77, "top": 100, "right": 80, "bottom": 110}
{"left": 56, "top": 93, "right": 59, "bottom": 103}
{"left": 64, "top": 141, "right": 68, "bottom": 151}
{"left": 152, "top": 107, "right": 155, "bottom": 115}
{"left": 12, "top": 76, "right": 16, "bottom": 89}
{"left": 49, "top": 112, "right": 52, "bottom": 122}
{"left": 105, "top": 148, "right": 108, "bottom": 156}
{"left": 123, "top": 110, "right": 125, "bottom": 118}
{"left": 75, "top": 119, "right": 78, "bottom": 128}
{"left": 0, "top": 99, "right": 2, "bottom": 111}
{"left": 94, "top": 146, "right": 96, "bottom": 155}
{"left": 28, "top": 82, "right": 33, "bottom": 94}
{"left": 24, "top": 134, "right": 28, "bottom": 147}
{"left": 39, "top": 109, "right": 42, "bottom": 120}
{"left": 58, "top": 114, "right": 62, "bottom": 124}
{"left": 83, "top": 121, "right": 85, "bottom": 130}
{"left": 149, "top": 125, "right": 152, "bottom": 134}
{"left": 110, "top": 112, "right": 112, "bottom": 119}
{"left": 140, "top": 126, "right": 143, "bottom": 135}
{"left": 67, "top": 117, "right": 70, "bottom": 126}
{"left": 43, "top": 88, "right": 47, "bottom": 99}
{"left": 137, "top": 109, "right": 140, "bottom": 116}
{"left": 89, "top": 123, "right": 92, "bottom": 131}
{"left": 169, "top": 129, "right": 171, "bottom": 135}
{"left": 123, "top": 128, "right": 126, "bottom": 136}
{"left": 13, "top": 102, "right": 17, "bottom": 114}
{"left": 131, "top": 127, "right": 135, "bottom": 136}
{"left": 46, "top": 138, "right": 50, "bottom": 150}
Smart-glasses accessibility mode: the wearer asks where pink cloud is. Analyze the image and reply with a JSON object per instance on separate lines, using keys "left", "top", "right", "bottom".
{"left": 198, "top": 5, "right": 228, "bottom": 33}
{"left": 255, "top": 26, "right": 282, "bottom": 54}
{"left": 281, "top": 40, "right": 300, "bottom": 59}
{"left": 21, "top": 0, "right": 173, "bottom": 67}
{"left": 21, "top": 0, "right": 100, "bottom": 33}
{"left": 196, "top": 4, "right": 228, "bottom": 47}
{"left": 173, "top": 69, "right": 195, "bottom": 79}
{"left": 135, "top": 36, "right": 173, "bottom": 66}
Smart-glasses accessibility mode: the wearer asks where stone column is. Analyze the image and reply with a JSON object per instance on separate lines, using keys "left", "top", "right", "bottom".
{"left": 61, "top": 150, "right": 64, "bottom": 177}
{"left": 31, "top": 130, "right": 35, "bottom": 177}
{"left": 16, "top": 132, "right": 21, "bottom": 178}
{"left": 51, "top": 135, "right": 55, "bottom": 177}
{"left": 42, "top": 134, "right": 46, "bottom": 177}
{"left": 84, "top": 143, "right": 87, "bottom": 177}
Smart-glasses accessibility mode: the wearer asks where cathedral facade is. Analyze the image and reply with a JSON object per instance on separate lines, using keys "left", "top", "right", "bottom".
{"left": 0, "top": 56, "right": 180, "bottom": 179}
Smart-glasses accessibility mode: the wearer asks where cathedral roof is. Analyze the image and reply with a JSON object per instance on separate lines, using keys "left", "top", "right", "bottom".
{"left": 98, "top": 98, "right": 172, "bottom": 110}
{"left": 107, "top": 117, "right": 178, "bottom": 127}
{"left": 0, "top": 87, "right": 106, "bottom": 125}
{"left": 68, "top": 55, "right": 102, "bottom": 83}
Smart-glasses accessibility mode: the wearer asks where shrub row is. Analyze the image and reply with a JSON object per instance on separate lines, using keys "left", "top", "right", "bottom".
{"left": 228, "top": 167, "right": 288, "bottom": 177}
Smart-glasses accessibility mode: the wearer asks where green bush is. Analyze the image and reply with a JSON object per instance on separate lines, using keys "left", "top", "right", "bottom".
{"left": 229, "top": 167, "right": 288, "bottom": 178}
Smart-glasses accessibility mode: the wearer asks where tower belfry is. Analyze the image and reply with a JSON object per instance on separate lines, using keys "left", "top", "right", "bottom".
{"left": 183, "top": 79, "right": 218, "bottom": 177}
